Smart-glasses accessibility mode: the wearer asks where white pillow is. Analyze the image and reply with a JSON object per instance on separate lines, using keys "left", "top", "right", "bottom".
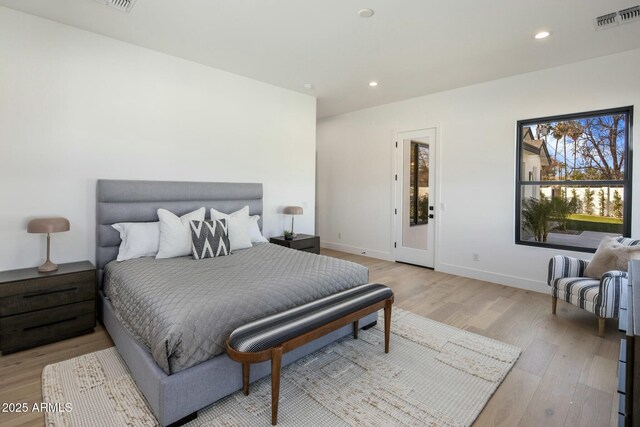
{"left": 156, "top": 207, "right": 206, "bottom": 259}
{"left": 250, "top": 215, "right": 268, "bottom": 243}
{"left": 112, "top": 222, "right": 160, "bottom": 262}
{"left": 210, "top": 206, "right": 253, "bottom": 251}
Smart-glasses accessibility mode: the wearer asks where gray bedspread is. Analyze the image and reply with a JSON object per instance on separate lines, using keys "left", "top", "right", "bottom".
{"left": 103, "top": 243, "right": 369, "bottom": 375}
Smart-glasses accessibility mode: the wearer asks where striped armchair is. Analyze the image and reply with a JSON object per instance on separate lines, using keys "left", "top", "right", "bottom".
{"left": 547, "top": 237, "right": 640, "bottom": 337}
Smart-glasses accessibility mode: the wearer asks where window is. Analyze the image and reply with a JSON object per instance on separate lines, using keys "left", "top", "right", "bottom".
{"left": 410, "top": 142, "right": 429, "bottom": 226}
{"left": 516, "top": 107, "right": 633, "bottom": 252}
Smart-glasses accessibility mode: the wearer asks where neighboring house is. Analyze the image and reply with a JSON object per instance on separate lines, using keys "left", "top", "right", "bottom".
{"left": 521, "top": 127, "right": 552, "bottom": 200}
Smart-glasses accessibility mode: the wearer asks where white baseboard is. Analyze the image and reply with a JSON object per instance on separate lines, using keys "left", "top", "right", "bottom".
{"left": 437, "top": 262, "right": 548, "bottom": 294}
{"left": 320, "top": 241, "right": 394, "bottom": 261}
{"left": 321, "top": 243, "right": 548, "bottom": 294}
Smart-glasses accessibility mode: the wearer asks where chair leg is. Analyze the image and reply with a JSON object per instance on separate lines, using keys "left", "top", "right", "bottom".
{"left": 552, "top": 295, "right": 557, "bottom": 315}
{"left": 271, "top": 346, "right": 283, "bottom": 425}
{"left": 598, "top": 317, "right": 605, "bottom": 338}
{"left": 353, "top": 319, "right": 359, "bottom": 339}
{"left": 242, "top": 363, "right": 250, "bottom": 396}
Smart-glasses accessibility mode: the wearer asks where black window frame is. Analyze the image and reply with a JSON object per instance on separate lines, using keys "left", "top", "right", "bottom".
{"left": 515, "top": 106, "right": 633, "bottom": 253}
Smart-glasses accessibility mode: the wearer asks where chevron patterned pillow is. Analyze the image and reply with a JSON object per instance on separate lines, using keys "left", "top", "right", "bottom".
{"left": 189, "top": 219, "right": 231, "bottom": 260}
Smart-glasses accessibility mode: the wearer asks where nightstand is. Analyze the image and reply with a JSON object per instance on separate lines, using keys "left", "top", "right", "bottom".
{"left": 0, "top": 261, "right": 96, "bottom": 354}
{"left": 270, "top": 234, "right": 320, "bottom": 254}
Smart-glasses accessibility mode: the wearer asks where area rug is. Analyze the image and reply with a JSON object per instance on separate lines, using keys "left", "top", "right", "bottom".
{"left": 42, "top": 308, "right": 520, "bottom": 427}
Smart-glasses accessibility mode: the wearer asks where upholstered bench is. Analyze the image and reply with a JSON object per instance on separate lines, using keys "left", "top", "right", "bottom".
{"left": 226, "top": 283, "right": 394, "bottom": 425}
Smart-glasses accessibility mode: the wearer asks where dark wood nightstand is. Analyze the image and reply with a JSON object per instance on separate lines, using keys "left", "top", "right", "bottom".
{"left": 0, "top": 261, "right": 96, "bottom": 354}
{"left": 270, "top": 234, "right": 320, "bottom": 254}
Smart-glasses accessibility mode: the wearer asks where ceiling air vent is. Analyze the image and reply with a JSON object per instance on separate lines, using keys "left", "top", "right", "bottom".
{"left": 595, "top": 12, "right": 618, "bottom": 30}
{"left": 619, "top": 6, "right": 640, "bottom": 24}
{"left": 93, "top": 0, "right": 138, "bottom": 13}
{"left": 594, "top": 5, "right": 640, "bottom": 30}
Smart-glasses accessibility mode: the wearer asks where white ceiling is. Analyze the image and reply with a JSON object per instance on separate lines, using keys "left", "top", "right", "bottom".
{"left": 2, "top": 0, "right": 640, "bottom": 118}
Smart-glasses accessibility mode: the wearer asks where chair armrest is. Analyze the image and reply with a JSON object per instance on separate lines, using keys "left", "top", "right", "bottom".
{"left": 547, "top": 255, "right": 590, "bottom": 286}
{"left": 602, "top": 270, "right": 628, "bottom": 281}
{"left": 599, "top": 270, "right": 628, "bottom": 318}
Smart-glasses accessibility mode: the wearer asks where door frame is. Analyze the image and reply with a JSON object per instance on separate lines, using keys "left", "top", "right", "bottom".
{"left": 391, "top": 126, "right": 441, "bottom": 269}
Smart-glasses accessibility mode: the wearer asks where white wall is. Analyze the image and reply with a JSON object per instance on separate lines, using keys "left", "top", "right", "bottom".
{"left": 317, "top": 48, "right": 640, "bottom": 293}
{"left": 0, "top": 7, "right": 316, "bottom": 271}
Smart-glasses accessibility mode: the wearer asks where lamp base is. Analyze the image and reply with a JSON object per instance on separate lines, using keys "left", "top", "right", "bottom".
{"left": 38, "top": 260, "right": 58, "bottom": 273}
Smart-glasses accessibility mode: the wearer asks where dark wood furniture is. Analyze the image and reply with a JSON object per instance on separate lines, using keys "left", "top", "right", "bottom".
{"left": 227, "top": 290, "right": 393, "bottom": 425}
{"left": 269, "top": 234, "right": 320, "bottom": 254}
{"left": 619, "top": 260, "right": 640, "bottom": 426}
{"left": 0, "top": 261, "right": 96, "bottom": 354}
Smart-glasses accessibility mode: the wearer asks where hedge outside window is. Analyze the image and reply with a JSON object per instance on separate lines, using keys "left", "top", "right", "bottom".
{"left": 515, "top": 106, "right": 633, "bottom": 252}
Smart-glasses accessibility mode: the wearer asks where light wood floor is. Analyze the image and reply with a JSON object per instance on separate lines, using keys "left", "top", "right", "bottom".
{"left": 0, "top": 249, "right": 620, "bottom": 426}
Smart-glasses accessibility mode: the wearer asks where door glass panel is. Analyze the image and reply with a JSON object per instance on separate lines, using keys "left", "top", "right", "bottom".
{"left": 410, "top": 142, "right": 430, "bottom": 225}
{"left": 403, "top": 140, "right": 430, "bottom": 250}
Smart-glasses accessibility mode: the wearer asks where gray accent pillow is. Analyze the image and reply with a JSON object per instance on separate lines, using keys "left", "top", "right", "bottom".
{"left": 189, "top": 220, "right": 230, "bottom": 260}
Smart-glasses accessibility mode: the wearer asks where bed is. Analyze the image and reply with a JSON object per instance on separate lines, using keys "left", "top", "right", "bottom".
{"left": 96, "top": 179, "right": 377, "bottom": 426}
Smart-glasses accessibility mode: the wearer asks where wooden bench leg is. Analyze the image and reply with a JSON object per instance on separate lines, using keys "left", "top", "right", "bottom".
{"left": 271, "top": 346, "right": 283, "bottom": 425}
{"left": 384, "top": 299, "right": 392, "bottom": 353}
{"left": 353, "top": 319, "right": 359, "bottom": 339}
{"left": 242, "top": 363, "right": 250, "bottom": 396}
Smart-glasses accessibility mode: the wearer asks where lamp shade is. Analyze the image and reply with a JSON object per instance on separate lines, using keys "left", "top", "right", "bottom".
{"left": 27, "top": 217, "right": 70, "bottom": 234}
{"left": 283, "top": 206, "right": 303, "bottom": 215}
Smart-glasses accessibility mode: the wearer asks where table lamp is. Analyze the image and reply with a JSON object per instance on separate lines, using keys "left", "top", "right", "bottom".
{"left": 27, "top": 217, "right": 70, "bottom": 272}
{"left": 283, "top": 206, "right": 303, "bottom": 239}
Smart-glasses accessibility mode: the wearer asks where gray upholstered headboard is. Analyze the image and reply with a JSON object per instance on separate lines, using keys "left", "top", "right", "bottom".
{"left": 96, "top": 179, "right": 263, "bottom": 288}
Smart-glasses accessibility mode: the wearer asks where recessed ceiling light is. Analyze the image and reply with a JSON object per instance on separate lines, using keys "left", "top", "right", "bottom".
{"left": 358, "top": 9, "right": 375, "bottom": 18}
{"left": 303, "top": 83, "right": 314, "bottom": 90}
{"left": 534, "top": 31, "right": 551, "bottom": 39}
{"left": 369, "top": 81, "right": 378, "bottom": 87}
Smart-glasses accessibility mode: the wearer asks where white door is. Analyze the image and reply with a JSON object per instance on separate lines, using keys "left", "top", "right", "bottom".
{"left": 394, "top": 129, "right": 436, "bottom": 268}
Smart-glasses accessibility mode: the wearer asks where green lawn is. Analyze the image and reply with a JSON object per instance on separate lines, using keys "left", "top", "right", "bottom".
{"left": 567, "top": 214, "right": 623, "bottom": 224}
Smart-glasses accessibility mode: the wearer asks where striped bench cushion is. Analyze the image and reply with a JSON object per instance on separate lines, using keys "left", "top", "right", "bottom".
{"left": 229, "top": 283, "right": 392, "bottom": 353}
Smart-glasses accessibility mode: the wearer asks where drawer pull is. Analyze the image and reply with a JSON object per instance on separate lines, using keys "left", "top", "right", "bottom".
{"left": 23, "top": 287, "right": 77, "bottom": 299}
{"left": 23, "top": 316, "right": 78, "bottom": 331}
